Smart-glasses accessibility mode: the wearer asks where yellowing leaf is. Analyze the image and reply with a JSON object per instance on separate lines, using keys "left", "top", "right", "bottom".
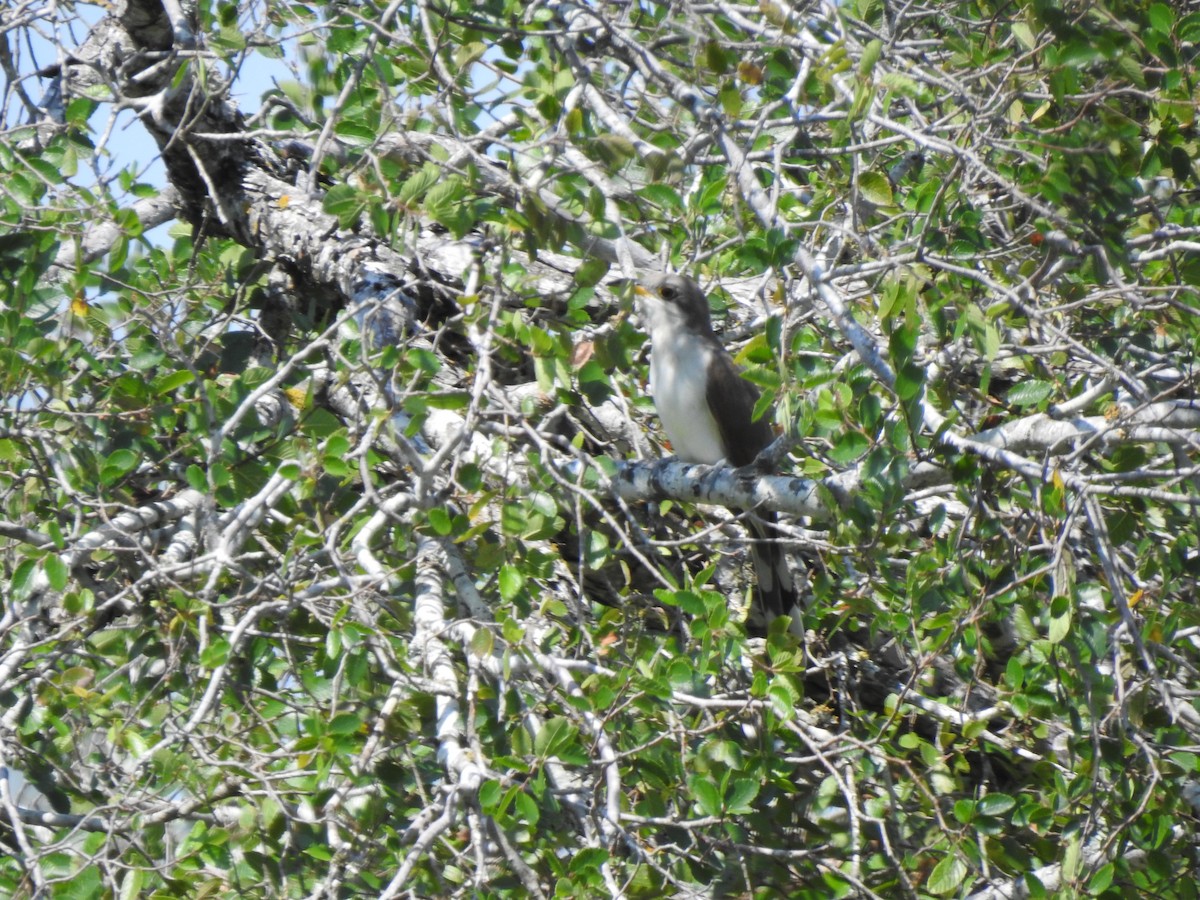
{"left": 858, "top": 171, "right": 893, "bottom": 207}
{"left": 284, "top": 386, "right": 309, "bottom": 409}
{"left": 1012, "top": 21, "right": 1036, "bottom": 51}
{"left": 737, "top": 60, "right": 763, "bottom": 85}
{"left": 569, "top": 340, "right": 595, "bottom": 368}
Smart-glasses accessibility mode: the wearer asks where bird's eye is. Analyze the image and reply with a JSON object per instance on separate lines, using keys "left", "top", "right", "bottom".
{"left": 659, "top": 285, "right": 677, "bottom": 301}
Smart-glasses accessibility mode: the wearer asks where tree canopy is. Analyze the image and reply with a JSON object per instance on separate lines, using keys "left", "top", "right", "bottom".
{"left": 2, "top": 0, "right": 1200, "bottom": 896}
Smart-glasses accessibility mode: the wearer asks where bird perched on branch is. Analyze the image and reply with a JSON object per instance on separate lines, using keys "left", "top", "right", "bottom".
{"left": 636, "top": 272, "right": 800, "bottom": 636}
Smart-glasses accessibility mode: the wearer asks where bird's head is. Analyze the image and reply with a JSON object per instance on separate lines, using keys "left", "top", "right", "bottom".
{"left": 635, "top": 272, "right": 713, "bottom": 336}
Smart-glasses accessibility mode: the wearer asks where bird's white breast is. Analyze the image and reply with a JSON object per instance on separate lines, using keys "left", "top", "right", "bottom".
{"left": 649, "top": 329, "right": 725, "bottom": 464}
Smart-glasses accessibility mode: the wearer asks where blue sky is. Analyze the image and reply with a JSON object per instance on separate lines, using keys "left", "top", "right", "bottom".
{"left": 16, "top": 4, "right": 295, "bottom": 201}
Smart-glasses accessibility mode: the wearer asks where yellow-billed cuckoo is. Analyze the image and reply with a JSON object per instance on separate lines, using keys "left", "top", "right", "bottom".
{"left": 636, "top": 273, "right": 798, "bottom": 634}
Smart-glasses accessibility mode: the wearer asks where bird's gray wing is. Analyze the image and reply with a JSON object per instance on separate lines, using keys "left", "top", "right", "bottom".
{"left": 703, "top": 348, "right": 775, "bottom": 467}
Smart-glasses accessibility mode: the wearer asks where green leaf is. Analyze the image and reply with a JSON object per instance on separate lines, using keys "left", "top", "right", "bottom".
{"left": 118, "top": 867, "right": 144, "bottom": 900}
{"left": 213, "top": 25, "right": 246, "bottom": 51}
{"left": 324, "top": 434, "right": 351, "bottom": 458}
{"left": 498, "top": 563, "right": 525, "bottom": 601}
{"left": 704, "top": 41, "right": 729, "bottom": 73}
{"left": 424, "top": 391, "right": 470, "bottom": 410}
{"left": 1148, "top": 3, "right": 1173, "bottom": 35}
{"left": 1062, "top": 832, "right": 1082, "bottom": 881}
{"left": 186, "top": 464, "right": 207, "bottom": 491}
{"left": 953, "top": 798, "right": 974, "bottom": 825}
{"left": 506, "top": 790, "right": 535, "bottom": 826}
{"left": 44, "top": 555, "right": 69, "bottom": 592}
{"left": 582, "top": 530, "right": 610, "bottom": 569}
{"left": 100, "top": 449, "right": 139, "bottom": 485}
{"left": 767, "top": 680, "right": 797, "bottom": 719}
{"left": 322, "top": 184, "right": 366, "bottom": 228}
{"left": 962, "top": 718, "right": 988, "bottom": 741}
{"left": 637, "top": 184, "right": 683, "bottom": 212}
{"left": 323, "top": 454, "right": 350, "bottom": 478}
{"left": 859, "top": 171, "right": 893, "bottom": 207}
{"left": 455, "top": 41, "right": 487, "bottom": 70}
{"left": 702, "top": 739, "right": 744, "bottom": 770}
{"left": 660, "top": 589, "right": 704, "bottom": 615}
{"left": 1047, "top": 594, "right": 1072, "bottom": 644}
{"left": 1115, "top": 54, "right": 1147, "bottom": 89}
{"left": 478, "top": 780, "right": 503, "bottom": 811}
{"left": 155, "top": 369, "right": 195, "bottom": 395}
{"left": 976, "top": 793, "right": 1015, "bottom": 817}
{"left": 1087, "top": 862, "right": 1115, "bottom": 893}
{"left": 334, "top": 122, "right": 377, "bottom": 147}
{"left": 534, "top": 717, "right": 579, "bottom": 759}
{"left": 302, "top": 408, "right": 343, "bottom": 439}
{"left": 573, "top": 258, "right": 610, "bottom": 287}
{"left": 718, "top": 82, "right": 742, "bottom": 118}
{"left": 1169, "top": 751, "right": 1198, "bottom": 772}
{"left": 65, "top": 98, "right": 95, "bottom": 127}
{"left": 1180, "top": 12, "right": 1200, "bottom": 43}
{"left": 927, "top": 854, "right": 968, "bottom": 895}
{"left": 877, "top": 278, "right": 902, "bottom": 322}
{"left": 591, "top": 133, "right": 636, "bottom": 167}
{"left": 1005, "top": 656, "right": 1024, "bottom": 689}
{"left": 278, "top": 461, "right": 303, "bottom": 480}
{"left": 200, "top": 638, "right": 231, "bottom": 668}
{"left": 829, "top": 430, "right": 869, "bottom": 464}
{"left": 469, "top": 627, "right": 494, "bottom": 658}
{"left": 894, "top": 363, "right": 925, "bottom": 401}
{"left": 689, "top": 776, "right": 723, "bottom": 817}
{"left": 1007, "top": 380, "right": 1054, "bottom": 408}
{"left": 423, "top": 177, "right": 463, "bottom": 215}
{"left": 501, "top": 502, "right": 527, "bottom": 536}
{"left": 568, "top": 847, "right": 609, "bottom": 875}
{"left": 424, "top": 177, "right": 472, "bottom": 236}
{"left": 406, "top": 347, "right": 441, "bottom": 374}
{"left": 11, "top": 558, "right": 37, "bottom": 602}
{"left": 328, "top": 713, "right": 361, "bottom": 735}
{"left": 725, "top": 778, "right": 759, "bottom": 814}
{"left": 1012, "top": 21, "right": 1036, "bottom": 51}
{"left": 398, "top": 163, "right": 442, "bottom": 206}
{"left": 25, "top": 156, "right": 66, "bottom": 187}
{"left": 859, "top": 39, "right": 883, "bottom": 76}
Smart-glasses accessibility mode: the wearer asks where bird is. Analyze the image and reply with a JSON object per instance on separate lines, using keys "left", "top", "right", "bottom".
{"left": 635, "top": 272, "right": 799, "bottom": 636}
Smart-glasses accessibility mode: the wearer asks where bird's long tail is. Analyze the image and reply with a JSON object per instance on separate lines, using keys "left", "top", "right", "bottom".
{"left": 747, "top": 514, "right": 804, "bottom": 638}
